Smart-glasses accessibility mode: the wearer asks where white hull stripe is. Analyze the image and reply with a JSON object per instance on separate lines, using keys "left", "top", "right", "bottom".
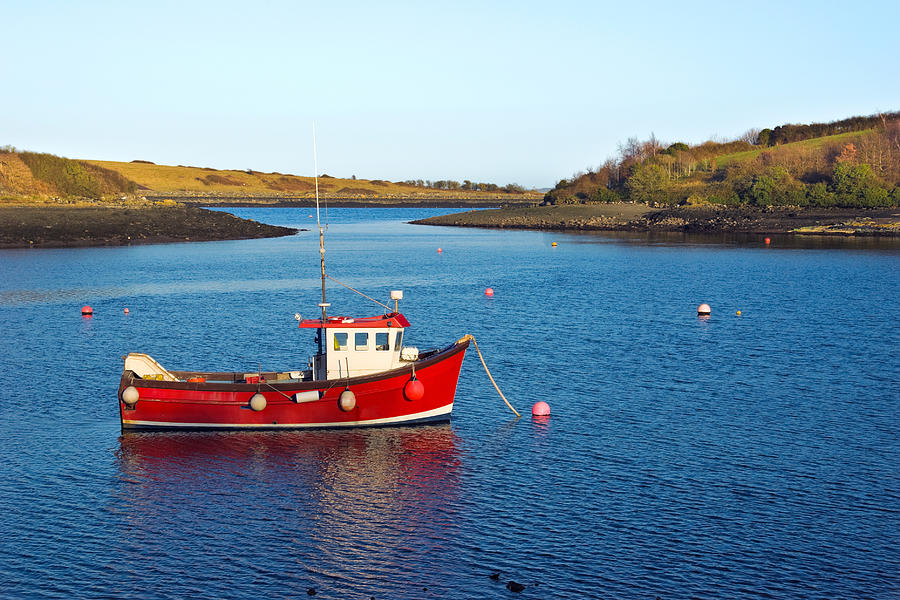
{"left": 122, "top": 404, "right": 453, "bottom": 429}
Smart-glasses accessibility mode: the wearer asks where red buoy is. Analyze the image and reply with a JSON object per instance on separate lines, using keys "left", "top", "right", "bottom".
{"left": 532, "top": 401, "right": 551, "bottom": 417}
{"left": 484, "top": 287, "right": 494, "bottom": 297}
{"left": 124, "top": 307, "right": 129, "bottom": 314}
{"left": 81, "top": 305, "right": 93, "bottom": 316}
{"left": 765, "top": 237, "right": 771, "bottom": 245}
{"left": 437, "top": 247, "right": 443, "bottom": 253}
{"left": 404, "top": 378, "right": 425, "bottom": 401}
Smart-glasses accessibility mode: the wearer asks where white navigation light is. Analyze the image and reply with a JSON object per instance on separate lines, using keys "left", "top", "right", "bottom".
{"left": 390, "top": 290, "right": 403, "bottom": 312}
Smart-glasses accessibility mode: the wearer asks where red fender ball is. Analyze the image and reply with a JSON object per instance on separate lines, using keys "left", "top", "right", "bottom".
{"left": 404, "top": 379, "right": 425, "bottom": 401}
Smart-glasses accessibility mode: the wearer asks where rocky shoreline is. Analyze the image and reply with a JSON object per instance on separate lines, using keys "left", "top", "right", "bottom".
{"left": 0, "top": 204, "right": 299, "bottom": 248}
{"left": 412, "top": 204, "right": 900, "bottom": 236}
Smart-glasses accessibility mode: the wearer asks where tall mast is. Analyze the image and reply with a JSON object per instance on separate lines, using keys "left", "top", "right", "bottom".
{"left": 313, "top": 124, "right": 327, "bottom": 324}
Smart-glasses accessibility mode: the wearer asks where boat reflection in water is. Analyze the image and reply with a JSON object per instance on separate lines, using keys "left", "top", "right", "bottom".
{"left": 113, "top": 425, "right": 462, "bottom": 595}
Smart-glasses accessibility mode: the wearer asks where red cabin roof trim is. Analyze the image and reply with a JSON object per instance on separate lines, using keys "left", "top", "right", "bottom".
{"left": 297, "top": 312, "right": 411, "bottom": 329}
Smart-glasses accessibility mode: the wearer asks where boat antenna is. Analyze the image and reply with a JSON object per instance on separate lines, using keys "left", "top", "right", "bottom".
{"left": 314, "top": 124, "right": 329, "bottom": 326}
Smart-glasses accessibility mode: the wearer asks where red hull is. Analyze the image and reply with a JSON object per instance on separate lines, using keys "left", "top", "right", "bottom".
{"left": 119, "top": 341, "right": 468, "bottom": 430}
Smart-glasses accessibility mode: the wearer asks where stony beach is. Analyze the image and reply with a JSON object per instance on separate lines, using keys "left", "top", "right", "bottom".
{"left": 413, "top": 204, "right": 900, "bottom": 236}
{"left": 0, "top": 204, "right": 298, "bottom": 248}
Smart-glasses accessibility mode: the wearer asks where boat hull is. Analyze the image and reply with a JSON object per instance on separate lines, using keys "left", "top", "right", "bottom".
{"left": 118, "top": 341, "right": 468, "bottom": 431}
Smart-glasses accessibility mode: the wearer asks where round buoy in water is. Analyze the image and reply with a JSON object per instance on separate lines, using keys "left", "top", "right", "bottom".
{"left": 122, "top": 386, "right": 139, "bottom": 407}
{"left": 339, "top": 389, "right": 356, "bottom": 412}
{"left": 532, "top": 401, "right": 551, "bottom": 417}
{"left": 736, "top": 310, "right": 742, "bottom": 316}
{"left": 484, "top": 287, "right": 494, "bottom": 297}
{"left": 81, "top": 305, "right": 93, "bottom": 316}
{"left": 404, "top": 378, "right": 425, "bottom": 401}
{"left": 697, "top": 303, "right": 711, "bottom": 315}
{"left": 765, "top": 237, "right": 771, "bottom": 245}
{"left": 437, "top": 247, "right": 443, "bottom": 253}
{"left": 249, "top": 393, "right": 267, "bottom": 412}
{"left": 552, "top": 242, "right": 557, "bottom": 247}
{"left": 124, "top": 307, "right": 129, "bottom": 314}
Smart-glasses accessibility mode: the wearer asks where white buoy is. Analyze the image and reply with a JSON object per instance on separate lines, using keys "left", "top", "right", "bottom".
{"left": 122, "top": 386, "right": 139, "bottom": 407}
{"left": 339, "top": 389, "right": 356, "bottom": 412}
{"left": 697, "top": 303, "right": 711, "bottom": 315}
{"left": 249, "top": 393, "right": 267, "bottom": 411}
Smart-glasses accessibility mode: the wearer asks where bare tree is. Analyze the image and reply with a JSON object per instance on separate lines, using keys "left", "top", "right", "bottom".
{"left": 740, "top": 128, "right": 762, "bottom": 145}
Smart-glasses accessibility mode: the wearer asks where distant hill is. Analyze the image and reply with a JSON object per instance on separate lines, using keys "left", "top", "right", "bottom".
{"left": 546, "top": 112, "right": 900, "bottom": 209}
{"left": 87, "top": 159, "right": 540, "bottom": 201}
{"left": 0, "top": 148, "right": 541, "bottom": 204}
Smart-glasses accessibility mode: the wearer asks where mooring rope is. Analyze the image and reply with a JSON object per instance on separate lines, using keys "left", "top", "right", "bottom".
{"left": 325, "top": 274, "right": 393, "bottom": 311}
{"left": 457, "top": 334, "right": 520, "bottom": 417}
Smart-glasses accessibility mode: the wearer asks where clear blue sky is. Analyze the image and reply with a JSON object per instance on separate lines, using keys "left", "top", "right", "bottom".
{"left": 3, "top": 0, "right": 898, "bottom": 188}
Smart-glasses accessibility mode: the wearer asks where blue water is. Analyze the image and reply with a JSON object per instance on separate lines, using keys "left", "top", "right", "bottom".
{"left": 0, "top": 207, "right": 898, "bottom": 599}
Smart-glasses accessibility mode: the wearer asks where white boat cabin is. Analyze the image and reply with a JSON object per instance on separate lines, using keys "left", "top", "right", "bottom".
{"left": 299, "top": 312, "right": 416, "bottom": 380}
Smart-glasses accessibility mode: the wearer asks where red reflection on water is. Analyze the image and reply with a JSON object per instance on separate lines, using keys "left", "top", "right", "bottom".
{"left": 114, "top": 425, "right": 462, "bottom": 526}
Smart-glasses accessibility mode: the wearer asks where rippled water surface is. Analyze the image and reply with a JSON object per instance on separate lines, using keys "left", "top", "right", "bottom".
{"left": 1, "top": 208, "right": 898, "bottom": 599}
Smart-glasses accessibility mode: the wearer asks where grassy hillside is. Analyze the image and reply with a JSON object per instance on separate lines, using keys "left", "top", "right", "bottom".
{"left": 86, "top": 159, "right": 542, "bottom": 202}
{"left": 1, "top": 149, "right": 138, "bottom": 200}
{"left": 714, "top": 130, "right": 872, "bottom": 169}
{"left": 2, "top": 147, "right": 541, "bottom": 203}
{"left": 545, "top": 112, "right": 900, "bottom": 209}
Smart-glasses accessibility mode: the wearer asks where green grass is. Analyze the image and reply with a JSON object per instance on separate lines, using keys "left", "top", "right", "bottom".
{"left": 715, "top": 130, "right": 874, "bottom": 168}
{"left": 18, "top": 151, "right": 137, "bottom": 198}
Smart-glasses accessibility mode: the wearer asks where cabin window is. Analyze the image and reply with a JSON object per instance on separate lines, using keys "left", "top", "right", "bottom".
{"left": 355, "top": 332, "right": 369, "bottom": 351}
{"left": 375, "top": 332, "right": 389, "bottom": 351}
{"left": 333, "top": 332, "right": 348, "bottom": 351}
{"left": 395, "top": 330, "right": 403, "bottom": 351}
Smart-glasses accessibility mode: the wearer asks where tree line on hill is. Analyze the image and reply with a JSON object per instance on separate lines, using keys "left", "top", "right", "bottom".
{"left": 757, "top": 111, "right": 900, "bottom": 146}
{"left": 545, "top": 112, "right": 900, "bottom": 209}
{"left": 401, "top": 179, "right": 526, "bottom": 193}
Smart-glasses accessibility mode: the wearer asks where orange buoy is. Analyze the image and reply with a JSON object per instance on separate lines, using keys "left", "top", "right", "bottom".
{"left": 437, "top": 247, "right": 443, "bottom": 253}
{"left": 124, "top": 307, "right": 129, "bottom": 314}
{"left": 532, "top": 401, "right": 551, "bottom": 417}
{"left": 81, "top": 305, "right": 93, "bottom": 316}
{"left": 765, "top": 237, "right": 771, "bottom": 245}
{"left": 697, "top": 303, "right": 711, "bottom": 315}
{"left": 484, "top": 287, "right": 494, "bottom": 297}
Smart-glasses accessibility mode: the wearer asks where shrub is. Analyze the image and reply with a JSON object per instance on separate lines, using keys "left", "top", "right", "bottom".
{"left": 807, "top": 182, "right": 836, "bottom": 207}
{"left": 17, "top": 151, "right": 137, "bottom": 197}
{"left": 833, "top": 162, "right": 892, "bottom": 207}
{"left": 626, "top": 164, "right": 670, "bottom": 204}
{"left": 590, "top": 187, "right": 621, "bottom": 203}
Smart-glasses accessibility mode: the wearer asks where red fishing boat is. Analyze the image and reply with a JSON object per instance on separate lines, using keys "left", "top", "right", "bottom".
{"left": 117, "top": 145, "right": 477, "bottom": 431}
{"left": 117, "top": 322, "right": 470, "bottom": 430}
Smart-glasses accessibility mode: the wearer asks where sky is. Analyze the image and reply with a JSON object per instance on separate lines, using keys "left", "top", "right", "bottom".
{"left": 2, "top": 0, "right": 899, "bottom": 189}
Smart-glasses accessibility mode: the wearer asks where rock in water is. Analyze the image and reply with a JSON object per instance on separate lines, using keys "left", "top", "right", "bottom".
{"left": 489, "top": 572, "right": 500, "bottom": 581}
{"left": 506, "top": 581, "right": 525, "bottom": 593}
